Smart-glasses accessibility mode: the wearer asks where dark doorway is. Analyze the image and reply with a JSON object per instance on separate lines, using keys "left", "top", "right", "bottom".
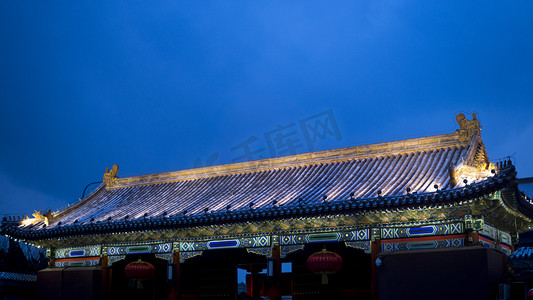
{"left": 179, "top": 248, "right": 273, "bottom": 299}
{"left": 179, "top": 243, "right": 370, "bottom": 300}
{"left": 109, "top": 254, "right": 170, "bottom": 300}
{"left": 286, "top": 242, "right": 371, "bottom": 300}
{"left": 377, "top": 246, "right": 507, "bottom": 300}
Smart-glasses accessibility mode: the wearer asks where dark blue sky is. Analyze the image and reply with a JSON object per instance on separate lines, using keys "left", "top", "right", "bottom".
{"left": 1, "top": 1, "right": 532, "bottom": 215}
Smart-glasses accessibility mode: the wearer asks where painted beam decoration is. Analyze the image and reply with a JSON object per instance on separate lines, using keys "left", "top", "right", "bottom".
{"left": 55, "top": 258, "right": 100, "bottom": 268}
{"left": 280, "top": 229, "right": 369, "bottom": 245}
{"left": 105, "top": 243, "right": 172, "bottom": 256}
{"left": 379, "top": 222, "right": 466, "bottom": 252}
{"left": 381, "top": 222, "right": 464, "bottom": 239}
{"left": 108, "top": 255, "right": 126, "bottom": 266}
{"left": 480, "top": 223, "right": 512, "bottom": 246}
{"left": 179, "top": 251, "right": 203, "bottom": 263}
{"left": 179, "top": 236, "right": 270, "bottom": 252}
{"left": 382, "top": 236, "right": 465, "bottom": 252}
{"left": 281, "top": 245, "right": 305, "bottom": 258}
{"left": 55, "top": 245, "right": 101, "bottom": 259}
{"left": 45, "top": 215, "right": 517, "bottom": 267}
{"left": 345, "top": 241, "right": 371, "bottom": 254}
{"left": 48, "top": 218, "right": 474, "bottom": 266}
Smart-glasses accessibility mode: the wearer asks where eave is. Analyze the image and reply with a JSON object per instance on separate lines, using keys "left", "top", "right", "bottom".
{"left": 2, "top": 166, "right": 526, "bottom": 248}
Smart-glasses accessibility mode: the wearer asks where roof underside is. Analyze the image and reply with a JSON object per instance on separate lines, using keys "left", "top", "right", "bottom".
{"left": 44, "top": 145, "right": 470, "bottom": 229}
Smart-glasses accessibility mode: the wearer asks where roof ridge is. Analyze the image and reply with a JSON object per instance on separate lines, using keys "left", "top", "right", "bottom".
{"left": 106, "top": 130, "right": 472, "bottom": 189}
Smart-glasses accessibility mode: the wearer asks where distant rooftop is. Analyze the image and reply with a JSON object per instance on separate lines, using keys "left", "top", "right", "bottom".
{"left": 519, "top": 177, "right": 533, "bottom": 198}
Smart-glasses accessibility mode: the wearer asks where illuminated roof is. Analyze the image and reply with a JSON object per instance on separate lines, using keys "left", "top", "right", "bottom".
{"left": 8, "top": 113, "right": 530, "bottom": 243}
{"left": 27, "top": 114, "right": 493, "bottom": 228}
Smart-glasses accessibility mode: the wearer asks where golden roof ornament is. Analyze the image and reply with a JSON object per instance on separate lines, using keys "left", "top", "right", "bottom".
{"left": 21, "top": 209, "right": 51, "bottom": 227}
{"left": 32, "top": 210, "right": 44, "bottom": 220}
{"left": 448, "top": 113, "right": 492, "bottom": 187}
{"left": 456, "top": 113, "right": 481, "bottom": 140}
{"left": 103, "top": 165, "right": 119, "bottom": 187}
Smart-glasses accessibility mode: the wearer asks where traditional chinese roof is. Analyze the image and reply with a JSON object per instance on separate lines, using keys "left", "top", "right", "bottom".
{"left": 2, "top": 113, "right": 532, "bottom": 244}
{"left": 511, "top": 247, "right": 533, "bottom": 259}
{"left": 0, "top": 272, "right": 37, "bottom": 283}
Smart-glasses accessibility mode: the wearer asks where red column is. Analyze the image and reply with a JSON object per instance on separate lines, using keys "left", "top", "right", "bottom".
{"left": 271, "top": 245, "right": 282, "bottom": 300}
{"left": 371, "top": 240, "right": 381, "bottom": 300}
{"left": 101, "top": 255, "right": 109, "bottom": 300}
{"left": 46, "top": 248, "right": 55, "bottom": 268}
{"left": 108, "top": 269, "right": 113, "bottom": 298}
{"left": 466, "top": 231, "right": 479, "bottom": 245}
{"left": 171, "top": 251, "right": 181, "bottom": 300}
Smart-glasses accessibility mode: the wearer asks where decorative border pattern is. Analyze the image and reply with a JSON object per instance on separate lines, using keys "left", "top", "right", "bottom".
{"left": 381, "top": 238, "right": 464, "bottom": 252}
{"left": 280, "top": 229, "right": 369, "bottom": 245}
{"left": 47, "top": 221, "right": 483, "bottom": 267}
{"left": 500, "top": 232, "right": 512, "bottom": 246}
{"left": 480, "top": 223, "right": 512, "bottom": 246}
{"left": 55, "top": 245, "right": 101, "bottom": 259}
{"left": 479, "top": 236, "right": 512, "bottom": 255}
{"left": 345, "top": 241, "right": 371, "bottom": 254}
{"left": 280, "top": 245, "right": 305, "bottom": 258}
{"left": 381, "top": 223, "right": 463, "bottom": 239}
{"left": 106, "top": 243, "right": 172, "bottom": 256}
{"left": 180, "top": 236, "right": 270, "bottom": 251}
{"left": 247, "top": 247, "right": 272, "bottom": 258}
{"left": 108, "top": 255, "right": 126, "bottom": 266}
{"left": 155, "top": 253, "right": 173, "bottom": 263}
{"left": 272, "top": 235, "right": 280, "bottom": 246}
{"left": 180, "top": 251, "right": 203, "bottom": 263}
{"left": 465, "top": 215, "right": 484, "bottom": 231}
{"left": 55, "top": 259, "right": 100, "bottom": 267}
{"left": 500, "top": 247, "right": 512, "bottom": 256}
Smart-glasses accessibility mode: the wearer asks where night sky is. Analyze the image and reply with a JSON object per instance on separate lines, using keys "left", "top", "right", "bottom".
{"left": 1, "top": 1, "right": 532, "bottom": 216}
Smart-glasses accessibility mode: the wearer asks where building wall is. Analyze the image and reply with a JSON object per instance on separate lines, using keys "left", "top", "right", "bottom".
{"left": 377, "top": 246, "right": 507, "bottom": 300}
{"left": 37, "top": 267, "right": 102, "bottom": 300}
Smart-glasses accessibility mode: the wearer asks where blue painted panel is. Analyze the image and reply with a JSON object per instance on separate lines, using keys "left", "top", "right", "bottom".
{"left": 127, "top": 246, "right": 151, "bottom": 254}
{"left": 207, "top": 240, "right": 239, "bottom": 249}
{"left": 307, "top": 233, "right": 338, "bottom": 243}
{"left": 407, "top": 241, "right": 436, "bottom": 250}
{"left": 407, "top": 226, "right": 435, "bottom": 236}
{"left": 70, "top": 250, "right": 85, "bottom": 257}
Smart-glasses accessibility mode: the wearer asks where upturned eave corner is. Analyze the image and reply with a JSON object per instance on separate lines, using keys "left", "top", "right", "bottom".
{"left": 458, "top": 113, "right": 489, "bottom": 167}
{"left": 448, "top": 113, "right": 493, "bottom": 187}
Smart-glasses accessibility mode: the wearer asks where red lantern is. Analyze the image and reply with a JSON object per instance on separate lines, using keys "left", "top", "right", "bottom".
{"left": 306, "top": 249, "right": 343, "bottom": 284}
{"left": 527, "top": 288, "right": 533, "bottom": 300}
{"left": 125, "top": 259, "right": 156, "bottom": 281}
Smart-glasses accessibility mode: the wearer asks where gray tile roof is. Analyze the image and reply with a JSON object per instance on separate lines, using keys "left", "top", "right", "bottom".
{"left": 47, "top": 144, "right": 469, "bottom": 228}
{"left": 0, "top": 272, "right": 37, "bottom": 282}
{"left": 511, "top": 247, "right": 533, "bottom": 259}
